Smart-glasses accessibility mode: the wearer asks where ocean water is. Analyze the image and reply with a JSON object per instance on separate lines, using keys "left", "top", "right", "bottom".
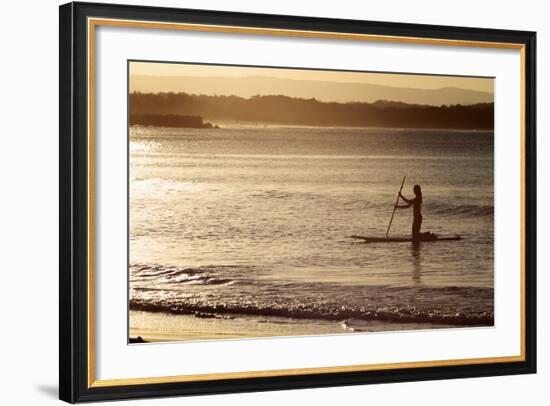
{"left": 129, "top": 126, "right": 494, "bottom": 338}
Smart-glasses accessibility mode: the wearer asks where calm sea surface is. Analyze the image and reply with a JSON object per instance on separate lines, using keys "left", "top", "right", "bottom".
{"left": 129, "top": 126, "right": 494, "bottom": 335}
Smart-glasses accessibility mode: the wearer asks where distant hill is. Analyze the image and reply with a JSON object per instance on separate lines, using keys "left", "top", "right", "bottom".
{"left": 129, "top": 92, "right": 494, "bottom": 130}
{"left": 130, "top": 75, "right": 493, "bottom": 106}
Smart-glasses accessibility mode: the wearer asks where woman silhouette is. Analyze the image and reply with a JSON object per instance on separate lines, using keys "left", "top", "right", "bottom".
{"left": 397, "top": 184, "right": 423, "bottom": 241}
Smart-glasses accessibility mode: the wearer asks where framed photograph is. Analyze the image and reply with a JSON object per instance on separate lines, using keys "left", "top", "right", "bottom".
{"left": 59, "top": 1, "right": 536, "bottom": 403}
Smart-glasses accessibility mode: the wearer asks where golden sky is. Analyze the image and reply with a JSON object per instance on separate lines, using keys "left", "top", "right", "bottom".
{"left": 129, "top": 61, "right": 494, "bottom": 105}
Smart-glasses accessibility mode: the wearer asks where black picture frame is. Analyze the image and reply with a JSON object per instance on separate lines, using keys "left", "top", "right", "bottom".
{"left": 59, "top": 1, "right": 536, "bottom": 403}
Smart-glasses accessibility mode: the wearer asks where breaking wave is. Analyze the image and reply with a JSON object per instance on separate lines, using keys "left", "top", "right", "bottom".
{"left": 130, "top": 263, "right": 494, "bottom": 327}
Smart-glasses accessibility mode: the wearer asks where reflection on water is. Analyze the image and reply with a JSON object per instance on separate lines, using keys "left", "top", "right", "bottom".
{"left": 411, "top": 242, "right": 422, "bottom": 285}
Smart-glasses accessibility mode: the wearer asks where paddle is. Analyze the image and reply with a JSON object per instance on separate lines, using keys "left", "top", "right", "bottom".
{"left": 385, "top": 176, "right": 406, "bottom": 238}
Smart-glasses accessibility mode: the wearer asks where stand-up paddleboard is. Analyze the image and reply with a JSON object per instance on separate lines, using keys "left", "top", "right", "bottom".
{"left": 350, "top": 235, "right": 461, "bottom": 243}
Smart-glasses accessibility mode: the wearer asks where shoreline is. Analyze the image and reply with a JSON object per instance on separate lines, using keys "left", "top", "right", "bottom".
{"left": 130, "top": 122, "right": 495, "bottom": 133}
{"left": 129, "top": 310, "right": 471, "bottom": 343}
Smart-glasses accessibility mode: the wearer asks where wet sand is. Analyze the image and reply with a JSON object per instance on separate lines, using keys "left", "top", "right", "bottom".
{"left": 129, "top": 310, "right": 457, "bottom": 343}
